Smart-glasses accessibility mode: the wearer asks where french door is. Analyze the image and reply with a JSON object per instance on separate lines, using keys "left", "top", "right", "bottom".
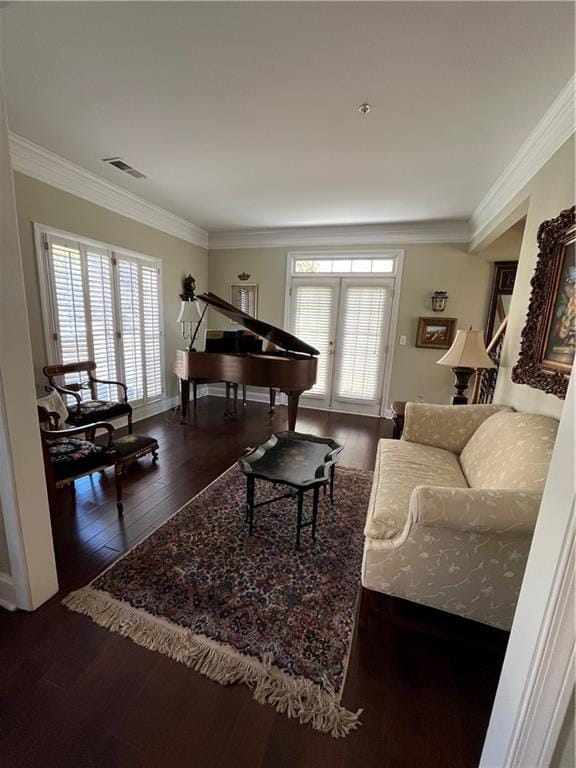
{"left": 289, "top": 277, "right": 394, "bottom": 415}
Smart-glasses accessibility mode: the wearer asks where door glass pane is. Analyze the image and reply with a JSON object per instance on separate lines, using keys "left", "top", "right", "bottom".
{"left": 292, "top": 284, "right": 334, "bottom": 396}
{"left": 336, "top": 284, "right": 389, "bottom": 401}
{"left": 351, "top": 259, "right": 372, "bottom": 273}
{"left": 371, "top": 259, "right": 395, "bottom": 273}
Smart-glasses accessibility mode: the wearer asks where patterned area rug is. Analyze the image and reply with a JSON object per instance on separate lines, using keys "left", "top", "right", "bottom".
{"left": 64, "top": 463, "right": 372, "bottom": 737}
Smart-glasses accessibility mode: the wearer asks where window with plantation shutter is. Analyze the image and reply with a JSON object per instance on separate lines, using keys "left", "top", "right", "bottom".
{"left": 85, "top": 245, "right": 117, "bottom": 400}
{"left": 49, "top": 235, "right": 90, "bottom": 394}
{"left": 335, "top": 283, "right": 391, "bottom": 402}
{"left": 141, "top": 265, "right": 163, "bottom": 399}
{"left": 39, "top": 226, "right": 164, "bottom": 408}
{"left": 117, "top": 257, "right": 145, "bottom": 402}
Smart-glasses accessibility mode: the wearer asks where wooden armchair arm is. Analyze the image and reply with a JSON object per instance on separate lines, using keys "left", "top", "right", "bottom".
{"left": 50, "top": 382, "right": 82, "bottom": 409}
{"left": 41, "top": 421, "right": 115, "bottom": 448}
{"left": 89, "top": 375, "right": 129, "bottom": 402}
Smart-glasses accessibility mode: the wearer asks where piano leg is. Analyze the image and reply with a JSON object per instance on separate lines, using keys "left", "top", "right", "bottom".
{"left": 180, "top": 379, "right": 190, "bottom": 425}
{"left": 192, "top": 381, "right": 198, "bottom": 411}
{"left": 286, "top": 390, "right": 302, "bottom": 431}
{"left": 225, "top": 382, "right": 230, "bottom": 415}
{"left": 242, "top": 384, "right": 247, "bottom": 407}
{"left": 224, "top": 382, "right": 239, "bottom": 417}
{"left": 269, "top": 388, "right": 276, "bottom": 413}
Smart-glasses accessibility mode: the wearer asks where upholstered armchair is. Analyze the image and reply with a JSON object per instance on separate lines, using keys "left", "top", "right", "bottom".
{"left": 43, "top": 361, "right": 132, "bottom": 434}
{"left": 361, "top": 403, "right": 559, "bottom": 630}
{"left": 38, "top": 406, "right": 123, "bottom": 513}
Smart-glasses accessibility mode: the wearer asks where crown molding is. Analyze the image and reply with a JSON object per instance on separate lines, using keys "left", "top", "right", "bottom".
{"left": 470, "top": 74, "right": 575, "bottom": 246}
{"left": 9, "top": 133, "right": 209, "bottom": 249}
{"left": 13, "top": 70, "right": 573, "bottom": 255}
{"left": 208, "top": 219, "right": 471, "bottom": 250}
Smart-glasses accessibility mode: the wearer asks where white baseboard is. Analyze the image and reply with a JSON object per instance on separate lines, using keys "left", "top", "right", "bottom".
{"left": 205, "top": 386, "right": 393, "bottom": 419}
{"left": 0, "top": 572, "right": 17, "bottom": 611}
{"left": 132, "top": 395, "right": 179, "bottom": 424}
{"left": 104, "top": 395, "right": 179, "bottom": 429}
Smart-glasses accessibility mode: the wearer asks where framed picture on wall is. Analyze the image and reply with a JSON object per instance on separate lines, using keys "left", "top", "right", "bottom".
{"left": 229, "top": 283, "right": 258, "bottom": 318}
{"left": 415, "top": 317, "right": 457, "bottom": 349}
{"left": 512, "top": 206, "right": 575, "bottom": 399}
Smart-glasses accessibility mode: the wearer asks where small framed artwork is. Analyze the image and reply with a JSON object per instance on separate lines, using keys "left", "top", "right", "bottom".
{"left": 512, "top": 206, "right": 575, "bottom": 399}
{"left": 415, "top": 317, "right": 457, "bottom": 349}
{"left": 230, "top": 283, "right": 258, "bottom": 318}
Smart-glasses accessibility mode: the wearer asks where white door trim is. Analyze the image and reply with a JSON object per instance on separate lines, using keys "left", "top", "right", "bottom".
{"left": 0, "top": 373, "right": 32, "bottom": 610}
{"left": 480, "top": 372, "right": 575, "bottom": 767}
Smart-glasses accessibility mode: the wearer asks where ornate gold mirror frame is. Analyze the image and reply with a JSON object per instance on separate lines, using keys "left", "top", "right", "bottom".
{"left": 512, "top": 206, "right": 575, "bottom": 399}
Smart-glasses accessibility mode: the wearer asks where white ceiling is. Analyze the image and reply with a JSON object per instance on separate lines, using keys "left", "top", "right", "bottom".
{"left": 1, "top": 2, "right": 574, "bottom": 233}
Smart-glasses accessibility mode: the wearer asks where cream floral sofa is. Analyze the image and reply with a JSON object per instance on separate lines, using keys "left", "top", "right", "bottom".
{"left": 361, "top": 403, "right": 559, "bottom": 630}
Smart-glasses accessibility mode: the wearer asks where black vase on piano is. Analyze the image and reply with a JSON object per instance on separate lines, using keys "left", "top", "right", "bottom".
{"left": 174, "top": 292, "right": 319, "bottom": 430}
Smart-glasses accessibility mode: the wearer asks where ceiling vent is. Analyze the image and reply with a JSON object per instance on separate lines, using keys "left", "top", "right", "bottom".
{"left": 102, "top": 157, "right": 146, "bottom": 179}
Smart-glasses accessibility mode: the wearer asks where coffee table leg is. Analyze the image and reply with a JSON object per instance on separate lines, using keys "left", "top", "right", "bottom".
{"left": 246, "top": 476, "right": 255, "bottom": 534}
{"left": 330, "top": 464, "right": 336, "bottom": 504}
{"left": 312, "top": 486, "right": 319, "bottom": 541}
{"left": 296, "top": 490, "right": 304, "bottom": 550}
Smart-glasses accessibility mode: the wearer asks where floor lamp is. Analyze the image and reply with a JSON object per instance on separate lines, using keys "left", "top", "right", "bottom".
{"left": 437, "top": 329, "right": 496, "bottom": 404}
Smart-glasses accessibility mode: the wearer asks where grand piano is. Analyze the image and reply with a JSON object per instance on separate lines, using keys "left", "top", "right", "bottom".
{"left": 174, "top": 292, "right": 318, "bottom": 429}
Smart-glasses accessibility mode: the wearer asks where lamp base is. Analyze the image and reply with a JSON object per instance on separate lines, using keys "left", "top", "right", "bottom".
{"left": 451, "top": 366, "right": 475, "bottom": 405}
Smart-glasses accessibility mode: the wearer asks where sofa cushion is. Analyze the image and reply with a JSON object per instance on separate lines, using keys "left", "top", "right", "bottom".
{"left": 402, "top": 403, "right": 511, "bottom": 455}
{"left": 460, "top": 411, "right": 559, "bottom": 491}
{"left": 364, "top": 439, "right": 469, "bottom": 540}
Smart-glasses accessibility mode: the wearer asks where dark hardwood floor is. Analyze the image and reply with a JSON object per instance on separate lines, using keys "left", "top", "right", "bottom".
{"left": 0, "top": 397, "right": 508, "bottom": 768}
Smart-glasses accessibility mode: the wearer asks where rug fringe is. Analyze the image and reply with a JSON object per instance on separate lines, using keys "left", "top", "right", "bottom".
{"left": 63, "top": 586, "right": 362, "bottom": 738}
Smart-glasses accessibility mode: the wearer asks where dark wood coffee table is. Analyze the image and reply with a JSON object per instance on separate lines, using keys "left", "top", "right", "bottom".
{"left": 238, "top": 431, "right": 343, "bottom": 549}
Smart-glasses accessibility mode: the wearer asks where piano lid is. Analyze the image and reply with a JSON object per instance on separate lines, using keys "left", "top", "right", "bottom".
{"left": 197, "top": 292, "right": 319, "bottom": 356}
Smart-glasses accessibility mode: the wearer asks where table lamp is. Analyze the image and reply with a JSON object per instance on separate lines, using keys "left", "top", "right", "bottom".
{"left": 437, "top": 329, "right": 495, "bottom": 404}
{"left": 177, "top": 298, "right": 203, "bottom": 351}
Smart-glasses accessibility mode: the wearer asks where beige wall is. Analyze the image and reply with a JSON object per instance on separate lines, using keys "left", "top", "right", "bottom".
{"left": 476, "top": 139, "right": 575, "bottom": 419}
{"left": 14, "top": 173, "right": 208, "bottom": 401}
{"left": 207, "top": 243, "right": 491, "bottom": 408}
{"left": 480, "top": 218, "right": 525, "bottom": 263}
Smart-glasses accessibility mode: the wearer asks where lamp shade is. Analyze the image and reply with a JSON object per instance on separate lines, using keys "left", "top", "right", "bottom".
{"left": 436, "top": 329, "right": 496, "bottom": 369}
{"left": 177, "top": 299, "right": 201, "bottom": 323}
